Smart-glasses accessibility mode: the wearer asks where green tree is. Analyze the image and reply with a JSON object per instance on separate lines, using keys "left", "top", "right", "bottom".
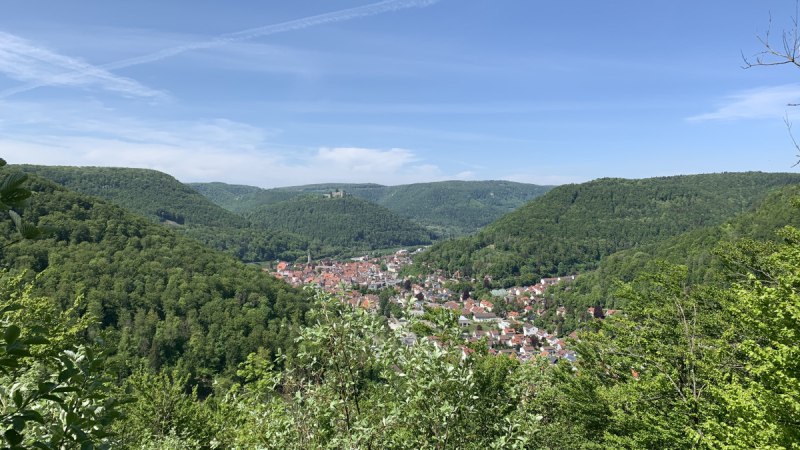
{"left": 0, "top": 273, "right": 123, "bottom": 449}
{"left": 553, "top": 264, "right": 729, "bottom": 448}
{"left": 709, "top": 226, "right": 800, "bottom": 448}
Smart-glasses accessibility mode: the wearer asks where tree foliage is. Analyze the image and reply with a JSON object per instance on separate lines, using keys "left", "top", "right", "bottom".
{"left": 193, "top": 180, "right": 552, "bottom": 237}
{"left": 415, "top": 172, "right": 800, "bottom": 286}
{"left": 244, "top": 196, "right": 434, "bottom": 256}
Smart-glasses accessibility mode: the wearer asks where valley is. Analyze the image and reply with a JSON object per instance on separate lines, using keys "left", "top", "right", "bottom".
{"left": 2, "top": 162, "right": 799, "bottom": 448}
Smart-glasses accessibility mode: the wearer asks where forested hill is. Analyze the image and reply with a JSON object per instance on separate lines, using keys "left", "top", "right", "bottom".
{"left": 191, "top": 180, "right": 552, "bottom": 236}
{"left": 544, "top": 182, "right": 800, "bottom": 335}
{"left": 16, "top": 165, "right": 247, "bottom": 228}
{"left": 15, "top": 165, "right": 315, "bottom": 263}
{"left": 413, "top": 172, "right": 800, "bottom": 286}
{"left": 358, "top": 180, "right": 553, "bottom": 236}
{"left": 0, "top": 173, "right": 310, "bottom": 390}
{"left": 244, "top": 195, "right": 435, "bottom": 255}
{"left": 190, "top": 181, "right": 283, "bottom": 210}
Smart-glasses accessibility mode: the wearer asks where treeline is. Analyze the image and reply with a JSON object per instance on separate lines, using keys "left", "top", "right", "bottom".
{"left": 192, "top": 179, "right": 552, "bottom": 236}
{"left": 413, "top": 172, "right": 800, "bottom": 286}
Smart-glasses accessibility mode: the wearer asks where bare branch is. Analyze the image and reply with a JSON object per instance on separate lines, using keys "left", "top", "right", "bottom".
{"left": 783, "top": 115, "right": 800, "bottom": 167}
{"left": 743, "top": 8, "right": 800, "bottom": 70}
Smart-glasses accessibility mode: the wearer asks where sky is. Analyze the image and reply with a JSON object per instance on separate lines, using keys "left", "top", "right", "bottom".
{"left": 3, "top": 0, "right": 800, "bottom": 187}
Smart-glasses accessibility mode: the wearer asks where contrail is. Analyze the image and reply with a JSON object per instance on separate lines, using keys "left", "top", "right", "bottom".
{"left": 0, "top": 0, "right": 440, "bottom": 99}
{"left": 0, "top": 31, "right": 165, "bottom": 99}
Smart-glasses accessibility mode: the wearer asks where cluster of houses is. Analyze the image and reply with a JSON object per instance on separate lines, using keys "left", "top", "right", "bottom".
{"left": 402, "top": 290, "right": 577, "bottom": 363}
{"left": 269, "top": 250, "right": 415, "bottom": 292}
{"left": 268, "top": 253, "right": 619, "bottom": 364}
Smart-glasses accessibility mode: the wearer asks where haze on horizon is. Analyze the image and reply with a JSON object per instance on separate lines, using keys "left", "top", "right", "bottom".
{"left": 2, "top": 0, "right": 800, "bottom": 188}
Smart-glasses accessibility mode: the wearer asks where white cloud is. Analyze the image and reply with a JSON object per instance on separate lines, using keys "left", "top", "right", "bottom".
{"left": 688, "top": 84, "right": 800, "bottom": 122}
{"left": 316, "top": 147, "right": 417, "bottom": 172}
{"left": 3, "top": 137, "right": 454, "bottom": 187}
{"left": 0, "top": 100, "right": 466, "bottom": 187}
{"left": 0, "top": 31, "right": 165, "bottom": 100}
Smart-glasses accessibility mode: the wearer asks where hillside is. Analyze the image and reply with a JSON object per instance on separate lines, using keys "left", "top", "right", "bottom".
{"left": 413, "top": 172, "right": 800, "bottom": 286}
{"left": 244, "top": 195, "right": 435, "bottom": 256}
{"left": 540, "top": 182, "right": 800, "bottom": 335}
{"left": 17, "top": 165, "right": 247, "bottom": 228}
{"left": 0, "top": 172, "right": 309, "bottom": 390}
{"left": 15, "top": 165, "right": 312, "bottom": 263}
{"left": 191, "top": 180, "right": 552, "bottom": 236}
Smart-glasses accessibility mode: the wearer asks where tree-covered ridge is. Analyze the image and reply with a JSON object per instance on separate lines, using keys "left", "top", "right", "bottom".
{"left": 543, "top": 182, "right": 800, "bottom": 336}
{"left": 15, "top": 165, "right": 317, "bottom": 263}
{"left": 188, "top": 181, "right": 264, "bottom": 208}
{"left": 0, "top": 174, "right": 310, "bottom": 391}
{"left": 16, "top": 165, "right": 247, "bottom": 228}
{"left": 244, "top": 195, "right": 435, "bottom": 256}
{"left": 362, "top": 180, "right": 553, "bottom": 236}
{"left": 413, "top": 172, "right": 800, "bottom": 286}
{"left": 191, "top": 180, "right": 553, "bottom": 236}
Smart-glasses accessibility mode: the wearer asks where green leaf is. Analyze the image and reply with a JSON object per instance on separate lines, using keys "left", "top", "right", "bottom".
{"left": 5, "top": 429, "right": 23, "bottom": 446}
{"left": 52, "top": 386, "right": 79, "bottom": 394}
{"left": 0, "top": 172, "right": 29, "bottom": 196}
{"left": 24, "top": 335, "right": 50, "bottom": 346}
{"left": 8, "top": 210, "right": 23, "bottom": 232}
{"left": 12, "top": 415, "right": 26, "bottom": 432}
{"left": 12, "top": 389, "right": 23, "bottom": 408}
{"left": 6, "top": 347, "right": 31, "bottom": 357}
{"left": 4, "top": 325, "right": 21, "bottom": 344}
{"left": 37, "top": 382, "right": 57, "bottom": 393}
{"left": 0, "top": 304, "right": 23, "bottom": 314}
{"left": 20, "top": 410, "right": 44, "bottom": 424}
{"left": 0, "top": 358, "right": 19, "bottom": 369}
{"left": 19, "top": 223, "right": 42, "bottom": 240}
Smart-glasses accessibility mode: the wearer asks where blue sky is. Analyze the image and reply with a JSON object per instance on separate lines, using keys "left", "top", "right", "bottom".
{"left": 2, "top": 0, "right": 800, "bottom": 187}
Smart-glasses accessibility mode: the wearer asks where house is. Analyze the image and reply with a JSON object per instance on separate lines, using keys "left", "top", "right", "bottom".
{"left": 473, "top": 312, "right": 498, "bottom": 322}
{"left": 458, "top": 315, "right": 472, "bottom": 328}
{"left": 523, "top": 324, "right": 539, "bottom": 336}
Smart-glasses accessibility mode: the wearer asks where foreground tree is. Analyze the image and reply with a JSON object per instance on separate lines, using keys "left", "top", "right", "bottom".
{"left": 709, "top": 226, "right": 800, "bottom": 448}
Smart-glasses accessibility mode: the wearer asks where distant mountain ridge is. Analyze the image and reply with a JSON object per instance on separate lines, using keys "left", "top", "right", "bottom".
{"left": 191, "top": 179, "right": 553, "bottom": 236}
{"left": 14, "top": 165, "right": 442, "bottom": 261}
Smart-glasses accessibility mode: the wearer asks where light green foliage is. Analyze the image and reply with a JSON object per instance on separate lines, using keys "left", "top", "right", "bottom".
{"left": 113, "top": 368, "right": 217, "bottom": 448}
{"left": 0, "top": 274, "right": 122, "bottom": 449}
{"left": 0, "top": 160, "right": 45, "bottom": 245}
{"left": 709, "top": 226, "right": 800, "bottom": 448}
{"left": 223, "top": 288, "right": 536, "bottom": 449}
